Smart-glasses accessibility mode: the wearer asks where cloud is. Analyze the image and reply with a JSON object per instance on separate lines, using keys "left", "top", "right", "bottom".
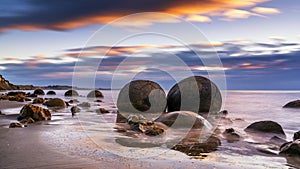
{"left": 185, "top": 15, "right": 212, "bottom": 23}
{"left": 221, "top": 9, "right": 260, "bottom": 21}
{"left": 252, "top": 7, "right": 280, "bottom": 15}
{"left": 0, "top": 0, "right": 270, "bottom": 32}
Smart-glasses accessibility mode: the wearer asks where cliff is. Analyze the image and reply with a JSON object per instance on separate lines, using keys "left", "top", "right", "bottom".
{"left": 0, "top": 75, "right": 18, "bottom": 90}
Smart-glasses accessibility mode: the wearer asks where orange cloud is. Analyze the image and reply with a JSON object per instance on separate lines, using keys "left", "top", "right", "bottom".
{"left": 0, "top": 0, "right": 271, "bottom": 32}
{"left": 186, "top": 15, "right": 212, "bottom": 23}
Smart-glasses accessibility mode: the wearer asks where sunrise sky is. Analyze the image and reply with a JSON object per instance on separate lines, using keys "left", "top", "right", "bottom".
{"left": 0, "top": 0, "right": 299, "bottom": 90}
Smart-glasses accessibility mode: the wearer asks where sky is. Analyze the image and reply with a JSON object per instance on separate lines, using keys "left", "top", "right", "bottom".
{"left": 0, "top": 0, "right": 300, "bottom": 90}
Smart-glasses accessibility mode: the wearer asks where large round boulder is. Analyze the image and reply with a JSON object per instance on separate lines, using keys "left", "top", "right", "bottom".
{"left": 64, "top": 90, "right": 79, "bottom": 97}
{"left": 87, "top": 90, "right": 103, "bottom": 98}
{"left": 43, "top": 98, "right": 66, "bottom": 109}
{"left": 245, "top": 120, "right": 285, "bottom": 136}
{"left": 167, "top": 76, "right": 222, "bottom": 114}
{"left": 46, "top": 90, "right": 56, "bottom": 95}
{"left": 17, "top": 104, "right": 51, "bottom": 121}
{"left": 33, "top": 88, "right": 45, "bottom": 95}
{"left": 155, "top": 111, "right": 212, "bottom": 129}
{"left": 283, "top": 100, "right": 300, "bottom": 108}
{"left": 117, "top": 80, "right": 166, "bottom": 118}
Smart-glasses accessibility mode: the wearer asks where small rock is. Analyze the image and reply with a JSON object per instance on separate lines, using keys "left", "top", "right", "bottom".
{"left": 9, "top": 122, "right": 24, "bottom": 128}
{"left": 145, "top": 125, "right": 165, "bottom": 136}
{"left": 97, "top": 108, "right": 109, "bottom": 114}
{"left": 71, "top": 106, "right": 80, "bottom": 116}
{"left": 26, "top": 93, "right": 38, "bottom": 97}
{"left": 223, "top": 128, "right": 241, "bottom": 142}
{"left": 69, "top": 99, "right": 79, "bottom": 103}
{"left": 172, "top": 135, "right": 221, "bottom": 156}
{"left": 293, "top": 131, "right": 300, "bottom": 141}
{"left": 33, "top": 97, "right": 44, "bottom": 104}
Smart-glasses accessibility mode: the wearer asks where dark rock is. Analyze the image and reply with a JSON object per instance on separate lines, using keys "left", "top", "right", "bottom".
{"left": 172, "top": 135, "right": 221, "bottom": 156}
{"left": 78, "top": 102, "right": 91, "bottom": 108}
{"left": 0, "top": 110, "right": 2, "bottom": 114}
{"left": 167, "top": 76, "right": 222, "bottom": 114}
{"left": 46, "top": 90, "right": 56, "bottom": 95}
{"left": 279, "top": 140, "right": 300, "bottom": 157}
{"left": 95, "top": 100, "right": 102, "bottom": 102}
{"left": 155, "top": 111, "right": 211, "bottom": 129}
{"left": 245, "top": 120, "right": 285, "bottom": 136}
{"left": 7, "top": 91, "right": 25, "bottom": 96}
{"left": 97, "top": 108, "right": 109, "bottom": 114}
{"left": 71, "top": 106, "right": 80, "bottom": 116}
{"left": 283, "top": 100, "right": 300, "bottom": 108}
{"left": 222, "top": 128, "right": 241, "bottom": 142}
{"left": 26, "top": 93, "right": 38, "bottom": 97}
{"left": 294, "top": 131, "right": 300, "bottom": 141}
{"left": 43, "top": 98, "right": 66, "bottom": 109}
{"left": 33, "top": 88, "right": 45, "bottom": 95}
{"left": 64, "top": 90, "right": 79, "bottom": 97}
{"left": 87, "top": 90, "right": 103, "bottom": 98}
{"left": 0, "top": 95, "right": 9, "bottom": 100}
{"left": 68, "top": 99, "right": 79, "bottom": 103}
{"left": 17, "top": 104, "right": 51, "bottom": 121}
{"left": 32, "top": 97, "right": 44, "bottom": 104}
{"left": 144, "top": 125, "right": 165, "bottom": 136}
{"left": 117, "top": 80, "right": 166, "bottom": 118}
{"left": 9, "top": 122, "right": 24, "bottom": 128}
{"left": 65, "top": 101, "right": 70, "bottom": 107}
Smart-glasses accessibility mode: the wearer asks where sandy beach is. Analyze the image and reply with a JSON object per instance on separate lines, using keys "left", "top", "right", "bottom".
{"left": 0, "top": 100, "right": 232, "bottom": 169}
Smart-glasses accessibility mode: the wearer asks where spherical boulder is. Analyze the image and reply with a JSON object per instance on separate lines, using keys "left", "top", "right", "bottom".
{"left": 283, "top": 100, "right": 300, "bottom": 108}
{"left": 43, "top": 98, "right": 66, "bottom": 109}
{"left": 245, "top": 120, "right": 286, "bottom": 136}
{"left": 33, "top": 88, "right": 45, "bottom": 95}
{"left": 167, "top": 76, "right": 222, "bottom": 114}
{"left": 17, "top": 104, "right": 51, "bottom": 121}
{"left": 87, "top": 90, "right": 103, "bottom": 98}
{"left": 154, "top": 111, "right": 212, "bottom": 129}
{"left": 46, "top": 90, "right": 56, "bottom": 95}
{"left": 64, "top": 90, "right": 79, "bottom": 97}
{"left": 117, "top": 80, "right": 166, "bottom": 118}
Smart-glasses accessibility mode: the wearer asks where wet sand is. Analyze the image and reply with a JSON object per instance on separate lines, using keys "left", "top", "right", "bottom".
{"left": 0, "top": 100, "right": 25, "bottom": 111}
{"left": 0, "top": 121, "right": 233, "bottom": 169}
